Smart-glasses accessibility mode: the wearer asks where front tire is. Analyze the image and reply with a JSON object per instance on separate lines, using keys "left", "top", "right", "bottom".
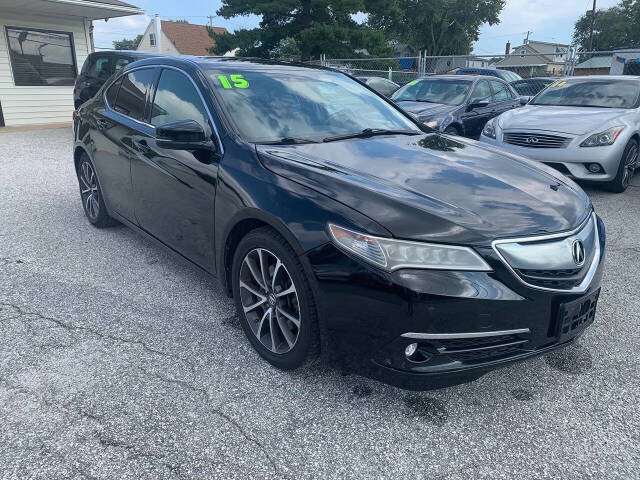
{"left": 607, "top": 138, "right": 638, "bottom": 193}
{"left": 76, "top": 154, "right": 117, "bottom": 228}
{"left": 231, "top": 227, "right": 320, "bottom": 370}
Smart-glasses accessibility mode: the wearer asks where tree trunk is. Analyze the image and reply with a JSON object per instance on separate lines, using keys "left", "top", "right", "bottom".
{"left": 300, "top": 0, "right": 313, "bottom": 62}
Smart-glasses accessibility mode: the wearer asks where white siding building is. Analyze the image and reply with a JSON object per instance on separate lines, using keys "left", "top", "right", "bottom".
{"left": 0, "top": 0, "right": 143, "bottom": 127}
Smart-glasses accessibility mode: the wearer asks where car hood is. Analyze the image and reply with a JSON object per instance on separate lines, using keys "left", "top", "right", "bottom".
{"left": 256, "top": 134, "right": 590, "bottom": 244}
{"left": 395, "top": 101, "right": 456, "bottom": 120}
{"left": 497, "top": 105, "right": 630, "bottom": 135}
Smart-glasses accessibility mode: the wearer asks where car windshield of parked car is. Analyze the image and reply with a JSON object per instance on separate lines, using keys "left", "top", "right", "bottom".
{"left": 391, "top": 79, "right": 471, "bottom": 106}
{"left": 206, "top": 68, "right": 420, "bottom": 143}
{"left": 499, "top": 70, "right": 521, "bottom": 82}
{"left": 531, "top": 80, "right": 640, "bottom": 108}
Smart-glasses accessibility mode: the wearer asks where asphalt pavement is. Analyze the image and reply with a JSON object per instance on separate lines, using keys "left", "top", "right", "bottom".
{"left": 1, "top": 127, "right": 639, "bottom": 479}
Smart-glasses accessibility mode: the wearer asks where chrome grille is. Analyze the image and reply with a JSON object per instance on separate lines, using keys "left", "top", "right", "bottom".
{"left": 493, "top": 213, "right": 600, "bottom": 293}
{"left": 503, "top": 132, "right": 569, "bottom": 148}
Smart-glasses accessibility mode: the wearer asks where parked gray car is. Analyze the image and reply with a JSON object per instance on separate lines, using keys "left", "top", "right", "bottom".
{"left": 480, "top": 76, "right": 640, "bottom": 192}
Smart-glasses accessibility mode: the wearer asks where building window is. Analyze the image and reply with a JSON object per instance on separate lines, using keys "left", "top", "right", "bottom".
{"left": 150, "top": 33, "right": 156, "bottom": 46}
{"left": 5, "top": 26, "right": 77, "bottom": 86}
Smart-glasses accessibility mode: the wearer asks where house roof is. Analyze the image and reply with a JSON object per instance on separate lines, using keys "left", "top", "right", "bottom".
{"left": 2, "top": 0, "right": 144, "bottom": 19}
{"left": 575, "top": 56, "right": 613, "bottom": 69}
{"left": 161, "top": 21, "right": 228, "bottom": 56}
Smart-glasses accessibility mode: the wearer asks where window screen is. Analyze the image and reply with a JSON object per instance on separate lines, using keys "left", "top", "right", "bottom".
{"left": 113, "top": 68, "right": 155, "bottom": 121}
{"left": 5, "top": 26, "right": 77, "bottom": 86}
{"left": 151, "top": 69, "right": 209, "bottom": 129}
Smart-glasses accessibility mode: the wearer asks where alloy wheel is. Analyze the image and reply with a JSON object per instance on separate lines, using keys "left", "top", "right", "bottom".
{"left": 622, "top": 143, "right": 638, "bottom": 190}
{"left": 79, "top": 161, "right": 100, "bottom": 220}
{"left": 622, "top": 144, "right": 638, "bottom": 188}
{"left": 239, "top": 248, "right": 301, "bottom": 354}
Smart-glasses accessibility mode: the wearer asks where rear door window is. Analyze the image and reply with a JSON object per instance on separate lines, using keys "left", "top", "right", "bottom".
{"left": 113, "top": 68, "right": 156, "bottom": 122}
{"left": 84, "top": 55, "right": 111, "bottom": 79}
{"left": 490, "top": 80, "right": 510, "bottom": 101}
{"left": 105, "top": 77, "right": 122, "bottom": 107}
{"left": 114, "top": 57, "right": 131, "bottom": 73}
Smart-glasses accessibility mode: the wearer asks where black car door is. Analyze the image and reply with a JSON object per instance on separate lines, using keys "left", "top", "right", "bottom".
{"left": 461, "top": 80, "right": 493, "bottom": 138}
{"left": 89, "top": 67, "right": 157, "bottom": 222}
{"left": 488, "top": 79, "right": 520, "bottom": 117}
{"left": 131, "top": 67, "right": 219, "bottom": 270}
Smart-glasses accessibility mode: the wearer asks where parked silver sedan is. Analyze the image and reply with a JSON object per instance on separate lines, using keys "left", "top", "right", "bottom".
{"left": 480, "top": 76, "right": 640, "bottom": 192}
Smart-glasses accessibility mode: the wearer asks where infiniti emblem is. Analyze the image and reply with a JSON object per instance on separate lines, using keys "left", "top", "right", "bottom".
{"left": 572, "top": 240, "right": 585, "bottom": 266}
{"left": 526, "top": 136, "right": 539, "bottom": 144}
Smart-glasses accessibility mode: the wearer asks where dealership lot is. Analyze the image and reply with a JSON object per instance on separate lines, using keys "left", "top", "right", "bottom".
{"left": 1, "top": 128, "right": 639, "bottom": 479}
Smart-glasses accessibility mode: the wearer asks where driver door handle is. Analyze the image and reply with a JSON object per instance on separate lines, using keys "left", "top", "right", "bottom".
{"left": 134, "top": 138, "right": 151, "bottom": 153}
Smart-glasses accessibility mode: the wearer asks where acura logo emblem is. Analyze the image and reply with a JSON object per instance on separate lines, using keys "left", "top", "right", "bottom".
{"left": 526, "top": 136, "right": 539, "bottom": 144}
{"left": 572, "top": 240, "right": 585, "bottom": 266}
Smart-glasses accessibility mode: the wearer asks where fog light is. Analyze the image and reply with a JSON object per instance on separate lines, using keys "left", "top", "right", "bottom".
{"left": 405, "top": 343, "right": 418, "bottom": 358}
{"left": 587, "top": 163, "right": 602, "bottom": 173}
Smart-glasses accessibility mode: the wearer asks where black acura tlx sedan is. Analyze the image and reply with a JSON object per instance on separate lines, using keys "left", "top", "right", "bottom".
{"left": 73, "top": 57, "right": 605, "bottom": 390}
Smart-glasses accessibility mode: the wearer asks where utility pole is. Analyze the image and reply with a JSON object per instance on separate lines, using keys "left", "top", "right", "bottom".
{"left": 588, "top": 0, "right": 597, "bottom": 52}
{"left": 524, "top": 31, "right": 531, "bottom": 45}
{"left": 207, "top": 15, "right": 214, "bottom": 28}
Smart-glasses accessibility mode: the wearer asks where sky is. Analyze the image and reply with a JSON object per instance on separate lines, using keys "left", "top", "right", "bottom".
{"left": 93, "top": 0, "right": 622, "bottom": 54}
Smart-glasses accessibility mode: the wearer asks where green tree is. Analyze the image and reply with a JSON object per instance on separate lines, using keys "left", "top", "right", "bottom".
{"left": 207, "top": 0, "right": 391, "bottom": 61}
{"left": 270, "top": 37, "right": 301, "bottom": 59}
{"left": 112, "top": 34, "right": 143, "bottom": 50}
{"left": 573, "top": 1, "right": 638, "bottom": 51}
{"left": 368, "top": 0, "right": 505, "bottom": 56}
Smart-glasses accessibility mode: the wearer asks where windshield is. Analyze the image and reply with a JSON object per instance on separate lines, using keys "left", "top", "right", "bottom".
{"left": 391, "top": 79, "right": 471, "bottom": 105}
{"left": 531, "top": 80, "right": 640, "bottom": 108}
{"left": 206, "top": 68, "right": 419, "bottom": 143}
{"left": 499, "top": 70, "right": 521, "bottom": 82}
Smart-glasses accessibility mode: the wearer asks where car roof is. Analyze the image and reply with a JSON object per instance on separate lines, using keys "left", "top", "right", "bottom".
{"left": 90, "top": 50, "right": 160, "bottom": 58}
{"left": 423, "top": 74, "right": 501, "bottom": 82}
{"left": 123, "top": 56, "right": 344, "bottom": 75}
{"left": 562, "top": 75, "right": 640, "bottom": 81}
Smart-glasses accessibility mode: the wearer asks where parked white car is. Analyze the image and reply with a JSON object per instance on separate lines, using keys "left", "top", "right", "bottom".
{"left": 480, "top": 76, "right": 640, "bottom": 192}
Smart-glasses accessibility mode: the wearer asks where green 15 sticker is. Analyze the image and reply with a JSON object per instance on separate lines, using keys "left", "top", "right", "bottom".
{"left": 218, "top": 74, "right": 249, "bottom": 89}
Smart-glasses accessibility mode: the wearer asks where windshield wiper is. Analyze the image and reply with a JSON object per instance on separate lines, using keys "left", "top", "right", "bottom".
{"left": 323, "top": 128, "right": 420, "bottom": 143}
{"left": 257, "top": 137, "right": 318, "bottom": 145}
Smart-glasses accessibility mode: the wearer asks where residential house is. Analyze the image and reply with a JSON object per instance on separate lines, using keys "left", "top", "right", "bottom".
{"left": 496, "top": 40, "right": 569, "bottom": 78}
{"left": 573, "top": 56, "right": 612, "bottom": 76}
{"left": 0, "top": 0, "right": 143, "bottom": 127}
{"left": 136, "top": 17, "right": 228, "bottom": 56}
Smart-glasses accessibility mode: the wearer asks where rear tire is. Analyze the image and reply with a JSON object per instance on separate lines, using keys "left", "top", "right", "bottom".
{"left": 76, "top": 154, "right": 118, "bottom": 228}
{"left": 231, "top": 227, "right": 320, "bottom": 370}
{"left": 606, "top": 138, "right": 638, "bottom": 193}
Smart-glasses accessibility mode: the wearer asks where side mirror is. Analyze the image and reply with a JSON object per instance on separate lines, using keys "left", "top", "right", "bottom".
{"left": 156, "top": 120, "right": 213, "bottom": 150}
{"left": 468, "top": 100, "right": 489, "bottom": 111}
{"left": 519, "top": 95, "right": 531, "bottom": 105}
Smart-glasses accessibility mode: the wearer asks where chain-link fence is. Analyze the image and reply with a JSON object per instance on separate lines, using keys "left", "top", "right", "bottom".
{"left": 309, "top": 56, "right": 424, "bottom": 85}
{"left": 312, "top": 49, "right": 640, "bottom": 96}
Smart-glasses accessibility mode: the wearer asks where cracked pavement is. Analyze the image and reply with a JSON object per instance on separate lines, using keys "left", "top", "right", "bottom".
{"left": 1, "top": 128, "right": 639, "bottom": 479}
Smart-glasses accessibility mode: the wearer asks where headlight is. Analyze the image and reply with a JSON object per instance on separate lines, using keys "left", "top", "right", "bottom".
{"left": 423, "top": 120, "right": 439, "bottom": 128}
{"left": 482, "top": 118, "right": 496, "bottom": 139}
{"left": 328, "top": 224, "right": 491, "bottom": 272}
{"left": 580, "top": 126, "right": 624, "bottom": 147}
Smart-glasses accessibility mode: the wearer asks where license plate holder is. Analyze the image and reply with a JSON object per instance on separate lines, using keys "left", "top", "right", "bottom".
{"left": 557, "top": 289, "right": 600, "bottom": 342}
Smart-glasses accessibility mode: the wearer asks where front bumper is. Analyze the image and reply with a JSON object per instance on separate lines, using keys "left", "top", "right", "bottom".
{"left": 306, "top": 216, "right": 606, "bottom": 390}
{"left": 479, "top": 132, "right": 626, "bottom": 182}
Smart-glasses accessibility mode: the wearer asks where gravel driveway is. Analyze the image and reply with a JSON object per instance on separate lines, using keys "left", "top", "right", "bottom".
{"left": 1, "top": 127, "right": 639, "bottom": 479}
